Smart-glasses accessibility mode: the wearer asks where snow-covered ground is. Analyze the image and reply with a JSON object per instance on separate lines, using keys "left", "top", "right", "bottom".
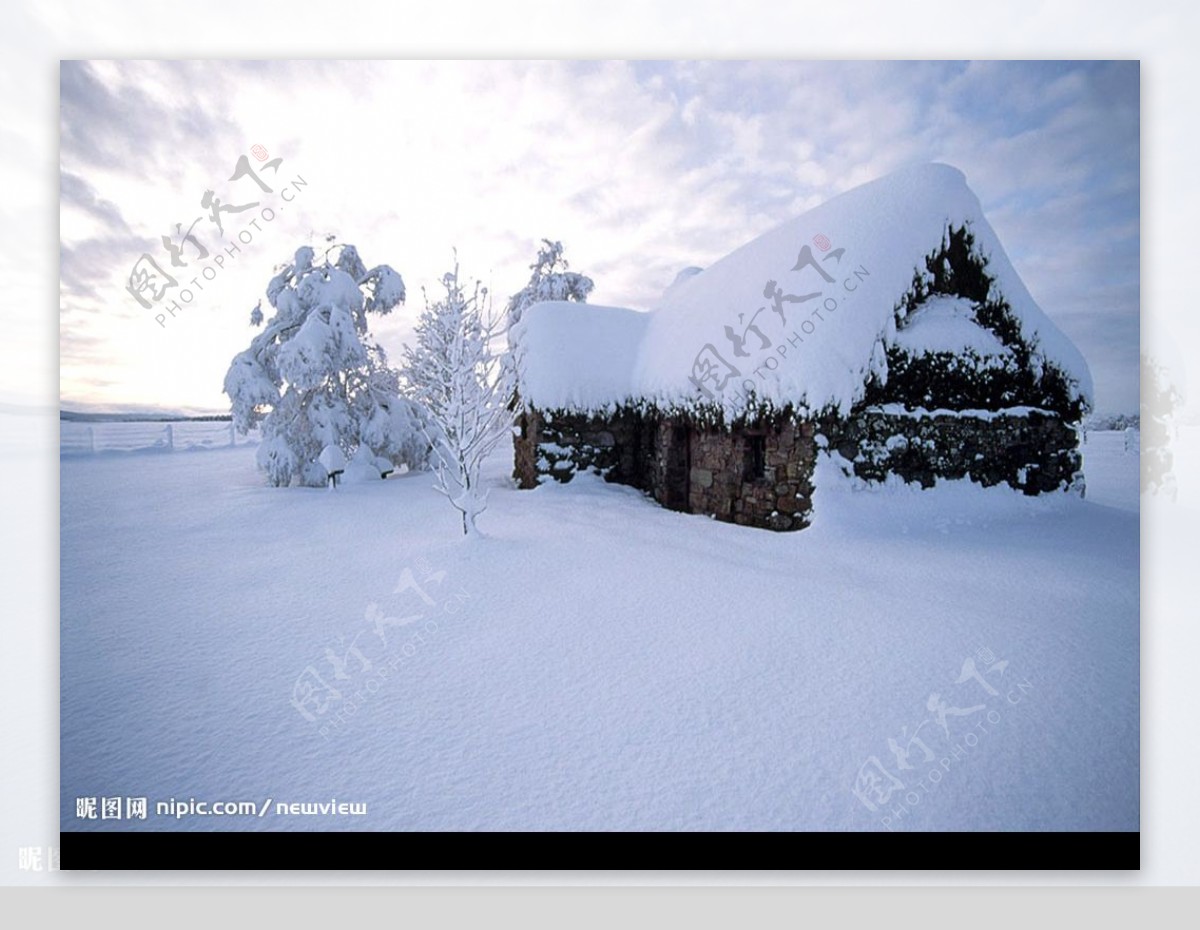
{"left": 61, "top": 431, "right": 1138, "bottom": 832}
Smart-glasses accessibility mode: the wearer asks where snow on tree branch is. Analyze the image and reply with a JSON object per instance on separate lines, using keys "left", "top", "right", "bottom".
{"left": 222, "top": 244, "right": 432, "bottom": 487}
{"left": 403, "top": 256, "right": 515, "bottom": 536}
{"left": 505, "top": 238, "right": 594, "bottom": 332}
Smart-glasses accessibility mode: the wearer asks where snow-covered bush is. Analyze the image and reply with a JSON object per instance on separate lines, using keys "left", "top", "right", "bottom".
{"left": 223, "top": 244, "right": 434, "bottom": 487}
{"left": 403, "top": 257, "right": 515, "bottom": 535}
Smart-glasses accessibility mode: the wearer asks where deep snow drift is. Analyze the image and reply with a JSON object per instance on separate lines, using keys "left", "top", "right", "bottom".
{"left": 60, "top": 431, "right": 1137, "bottom": 832}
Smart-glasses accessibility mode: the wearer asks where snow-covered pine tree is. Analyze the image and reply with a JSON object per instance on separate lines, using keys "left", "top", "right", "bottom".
{"left": 402, "top": 257, "right": 515, "bottom": 536}
{"left": 504, "top": 238, "right": 594, "bottom": 332}
{"left": 223, "top": 243, "right": 433, "bottom": 487}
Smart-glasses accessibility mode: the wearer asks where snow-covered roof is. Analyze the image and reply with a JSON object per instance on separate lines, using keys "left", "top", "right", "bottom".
{"left": 514, "top": 302, "right": 650, "bottom": 412}
{"left": 514, "top": 163, "right": 1093, "bottom": 418}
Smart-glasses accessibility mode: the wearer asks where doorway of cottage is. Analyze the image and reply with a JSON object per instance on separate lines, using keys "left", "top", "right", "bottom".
{"left": 663, "top": 425, "right": 691, "bottom": 512}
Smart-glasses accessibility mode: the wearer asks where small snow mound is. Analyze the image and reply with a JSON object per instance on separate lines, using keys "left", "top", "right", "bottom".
{"left": 892, "top": 295, "right": 1011, "bottom": 358}
{"left": 658, "top": 266, "right": 705, "bottom": 304}
{"left": 341, "top": 449, "right": 390, "bottom": 484}
{"left": 318, "top": 444, "right": 346, "bottom": 475}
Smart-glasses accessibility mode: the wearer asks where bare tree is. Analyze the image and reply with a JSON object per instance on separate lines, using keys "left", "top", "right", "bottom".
{"left": 402, "top": 256, "right": 515, "bottom": 535}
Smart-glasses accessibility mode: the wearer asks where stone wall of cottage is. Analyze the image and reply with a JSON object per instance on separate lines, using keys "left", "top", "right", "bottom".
{"left": 514, "top": 409, "right": 819, "bottom": 530}
{"left": 514, "top": 403, "right": 1083, "bottom": 530}
{"left": 821, "top": 408, "right": 1084, "bottom": 494}
{"left": 513, "top": 407, "right": 649, "bottom": 490}
{"left": 684, "top": 420, "right": 817, "bottom": 531}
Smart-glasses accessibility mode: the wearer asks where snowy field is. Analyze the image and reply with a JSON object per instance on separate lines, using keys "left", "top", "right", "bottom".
{"left": 60, "top": 430, "right": 1139, "bottom": 832}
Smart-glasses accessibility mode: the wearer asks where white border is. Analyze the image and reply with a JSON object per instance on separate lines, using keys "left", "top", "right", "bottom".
{"left": 4, "top": 0, "right": 1194, "bottom": 887}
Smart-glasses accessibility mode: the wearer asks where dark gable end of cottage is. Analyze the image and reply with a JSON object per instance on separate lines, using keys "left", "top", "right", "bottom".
{"left": 818, "top": 223, "right": 1086, "bottom": 500}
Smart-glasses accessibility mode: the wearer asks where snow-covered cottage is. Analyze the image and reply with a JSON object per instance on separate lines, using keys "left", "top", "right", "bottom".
{"left": 510, "top": 164, "right": 1093, "bottom": 531}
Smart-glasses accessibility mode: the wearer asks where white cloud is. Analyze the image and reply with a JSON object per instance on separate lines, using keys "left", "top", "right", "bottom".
{"left": 59, "top": 59, "right": 1139, "bottom": 413}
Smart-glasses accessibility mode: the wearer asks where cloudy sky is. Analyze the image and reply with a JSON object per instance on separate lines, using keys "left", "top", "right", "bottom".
{"left": 59, "top": 59, "right": 1139, "bottom": 414}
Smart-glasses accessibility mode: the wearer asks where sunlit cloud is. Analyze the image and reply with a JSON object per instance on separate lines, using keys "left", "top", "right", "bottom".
{"left": 59, "top": 59, "right": 1139, "bottom": 414}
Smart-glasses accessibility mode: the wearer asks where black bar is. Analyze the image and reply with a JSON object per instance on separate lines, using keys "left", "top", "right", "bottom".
{"left": 61, "top": 830, "right": 1139, "bottom": 871}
